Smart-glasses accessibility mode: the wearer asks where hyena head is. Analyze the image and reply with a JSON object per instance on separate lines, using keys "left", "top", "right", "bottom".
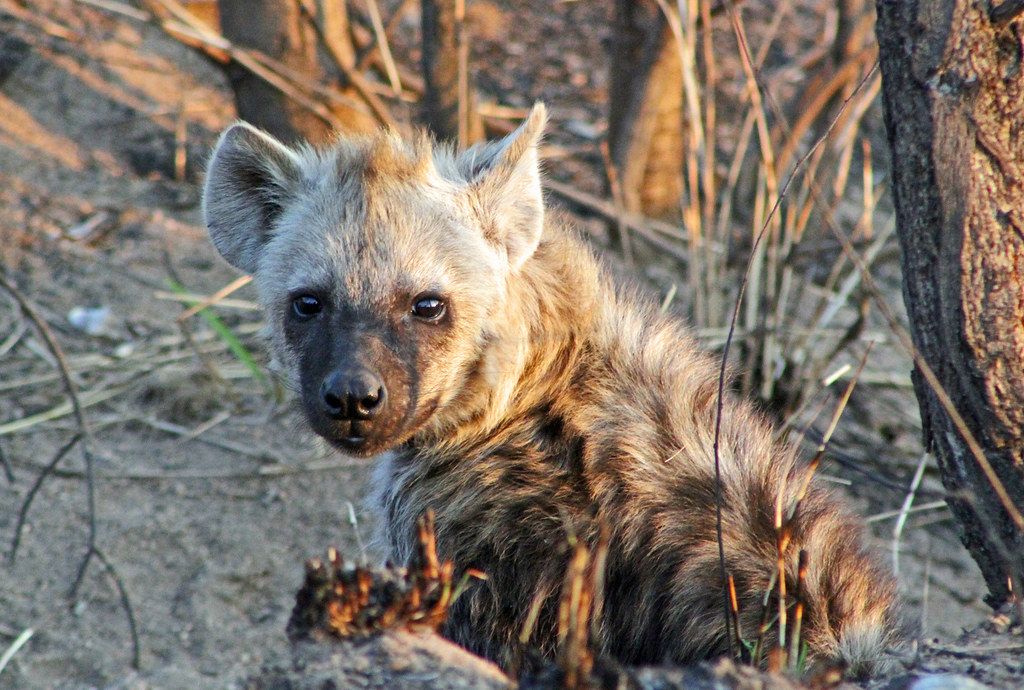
{"left": 202, "top": 104, "right": 547, "bottom": 456}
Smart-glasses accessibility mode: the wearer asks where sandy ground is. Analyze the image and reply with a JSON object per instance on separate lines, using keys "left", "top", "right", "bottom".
{"left": 0, "top": 1, "right": 1016, "bottom": 688}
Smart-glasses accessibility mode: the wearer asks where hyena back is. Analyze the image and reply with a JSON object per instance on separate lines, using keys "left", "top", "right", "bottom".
{"left": 203, "top": 104, "right": 898, "bottom": 677}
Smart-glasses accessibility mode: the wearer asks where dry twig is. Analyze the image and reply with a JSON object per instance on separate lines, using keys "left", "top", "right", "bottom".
{"left": 0, "top": 271, "right": 140, "bottom": 669}
{"left": 362, "top": 0, "right": 402, "bottom": 94}
{"left": 9, "top": 434, "right": 82, "bottom": 564}
{"left": 175, "top": 275, "right": 254, "bottom": 322}
{"left": 95, "top": 546, "right": 141, "bottom": 669}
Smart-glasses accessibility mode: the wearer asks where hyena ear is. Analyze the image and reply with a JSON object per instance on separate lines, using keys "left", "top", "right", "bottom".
{"left": 202, "top": 122, "right": 302, "bottom": 274}
{"left": 461, "top": 102, "right": 547, "bottom": 271}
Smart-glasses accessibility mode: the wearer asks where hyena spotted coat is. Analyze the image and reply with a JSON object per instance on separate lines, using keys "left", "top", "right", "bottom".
{"left": 203, "top": 104, "right": 898, "bottom": 677}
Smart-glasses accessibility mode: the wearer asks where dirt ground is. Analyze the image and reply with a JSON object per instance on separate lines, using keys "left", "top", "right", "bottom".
{"left": 0, "top": 1, "right": 1019, "bottom": 688}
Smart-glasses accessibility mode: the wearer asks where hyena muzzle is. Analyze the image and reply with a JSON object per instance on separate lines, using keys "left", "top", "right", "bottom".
{"left": 202, "top": 104, "right": 899, "bottom": 677}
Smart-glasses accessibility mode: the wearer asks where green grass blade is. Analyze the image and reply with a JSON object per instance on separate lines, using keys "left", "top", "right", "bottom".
{"left": 166, "top": 279, "right": 269, "bottom": 388}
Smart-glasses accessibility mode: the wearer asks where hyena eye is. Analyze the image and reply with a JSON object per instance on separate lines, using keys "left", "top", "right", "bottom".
{"left": 411, "top": 295, "right": 446, "bottom": 321}
{"left": 291, "top": 294, "right": 322, "bottom": 320}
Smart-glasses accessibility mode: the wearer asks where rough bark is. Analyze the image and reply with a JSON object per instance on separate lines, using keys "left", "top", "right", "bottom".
{"left": 421, "top": 0, "right": 483, "bottom": 146}
{"left": 876, "top": 0, "right": 1024, "bottom": 607}
{"left": 607, "top": 0, "right": 684, "bottom": 218}
{"left": 216, "top": 0, "right": 336, "bottom": 144}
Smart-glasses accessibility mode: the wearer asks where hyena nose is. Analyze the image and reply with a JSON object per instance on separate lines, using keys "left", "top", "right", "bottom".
{"left": 320, "top": 370, "right": 386, "bottom": 420}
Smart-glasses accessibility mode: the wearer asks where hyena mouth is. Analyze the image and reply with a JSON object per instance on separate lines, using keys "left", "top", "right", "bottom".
{"left": 310, "top": 418, "right": 369, "bottom": 450}
{"left": 311, "top": 416, "right": 397, "bottom": 457}
{"left": 340, "top": 421, "right": 367, "bottom": 448}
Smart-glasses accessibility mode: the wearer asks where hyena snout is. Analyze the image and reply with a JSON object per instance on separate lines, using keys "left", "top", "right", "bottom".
{"left": 319, "top": 368, "right": 387, "bottom": 421}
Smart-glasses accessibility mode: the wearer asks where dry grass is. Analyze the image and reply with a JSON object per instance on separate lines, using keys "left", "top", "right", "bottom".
{"left": 647, "top": 1, "right": 884, "bottom": 422}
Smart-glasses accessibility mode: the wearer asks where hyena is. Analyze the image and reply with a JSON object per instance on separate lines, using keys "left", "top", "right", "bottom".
{"left": 202, "top": 104, "right": 898, "bottom": 677}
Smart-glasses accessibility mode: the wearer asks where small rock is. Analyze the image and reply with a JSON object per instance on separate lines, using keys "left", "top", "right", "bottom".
{"left": 66, "top": 211, "right": 113, "bottom": 242}
{"left": 113, "top": 342, "right": 136, "bottom": 358}
{"left": 898, "top": 674, "right": 994, "bottom": 690}
{"left": 68, "top": 305, "right": 110, "bottom": 336}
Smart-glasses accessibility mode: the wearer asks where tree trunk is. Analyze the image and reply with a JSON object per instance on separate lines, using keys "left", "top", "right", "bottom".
{"left": 876, "top": 0, "right": 1024, "bottom": 607}
{"left": 421, "top": 0, "right": 483, "bottom": 147}
{"left": 217, "top": 0, "right": 337, "bottom": 144}
{"left": 607, "top": 0, "right": 684, "bottom": 218}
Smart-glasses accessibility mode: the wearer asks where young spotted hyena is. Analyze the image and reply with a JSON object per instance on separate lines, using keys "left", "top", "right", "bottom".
{"left": 203, "top": 104, "right": 898, "bottom": 676}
